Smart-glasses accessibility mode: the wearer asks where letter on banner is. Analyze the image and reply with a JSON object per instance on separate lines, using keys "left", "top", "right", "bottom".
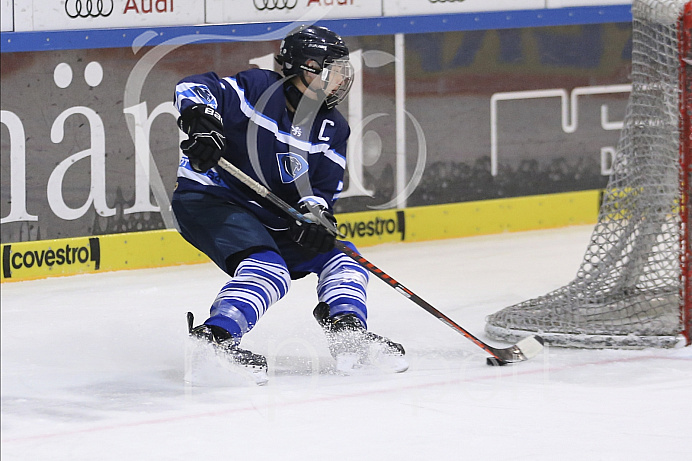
{"left": 48, "top": 106, "right": 115, "bottom": 220}
{"left": 1, "top": 110, "right": 38, "bottom": 223}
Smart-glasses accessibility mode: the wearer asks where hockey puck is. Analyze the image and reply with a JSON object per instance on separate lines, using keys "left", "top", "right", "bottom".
{"left": 486, "top": 357, "right": 508, "bottom": 366}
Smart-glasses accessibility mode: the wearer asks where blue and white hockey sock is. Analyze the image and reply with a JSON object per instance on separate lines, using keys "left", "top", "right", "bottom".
{"left": 316, "top": 250, "right": 369, "bottom": 327}
{"left": 205, "top": 250, "right": 290, "bottom": 340}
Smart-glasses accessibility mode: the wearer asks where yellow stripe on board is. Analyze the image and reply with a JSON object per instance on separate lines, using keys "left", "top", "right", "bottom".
{"left": 405, "top": 190, "right": 601, "bottom": 241}
{"left": 1, "top": 190, "right": 601, "bottom": 282}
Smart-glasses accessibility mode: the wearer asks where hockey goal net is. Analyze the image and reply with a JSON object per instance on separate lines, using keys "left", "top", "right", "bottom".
{"left": 485, "top": 0, "right": 692, "bottom": 348}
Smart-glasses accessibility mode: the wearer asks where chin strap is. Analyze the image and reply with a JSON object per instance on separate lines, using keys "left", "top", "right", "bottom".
{"left": 284, "top": 75, "right": 330, "bottom": 112}
{"left": 283, "top": 80, "right": 304, "bottom": 111}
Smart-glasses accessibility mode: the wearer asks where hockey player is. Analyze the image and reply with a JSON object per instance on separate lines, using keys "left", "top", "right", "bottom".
{"left": 172, "top": 25, "right": 407, "bottom": 382}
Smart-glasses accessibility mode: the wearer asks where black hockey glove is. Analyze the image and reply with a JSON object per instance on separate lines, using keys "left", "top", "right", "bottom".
{"left": 178, "top": 104, "right": 226, "bottom": 173}
{"left": 289, "top": 203, "right": 337, "bottom": 254}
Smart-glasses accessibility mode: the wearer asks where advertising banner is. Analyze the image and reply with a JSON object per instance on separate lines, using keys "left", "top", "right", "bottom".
{"left": 546, "top": 1, "right": 631, "bottom": 7}
{"left": 2, "top": 235, "right": 101, "bottom": 279}
{"left": 205, "top": 0, "right": 382, "bottom": 25}
{"left": 382, "top": 0, "right": 545, "bottom": 16}
{"left": 1, "top": 0, "right": 12, "bottom": 31}
{"left": 0, "top": 229, "right": 208, "bottom": 280}
{"left": 13, "top": 0, "right": 204, "bottom": 32}
{"left": 1, "top": 23, "right": 630, "bottom": 244}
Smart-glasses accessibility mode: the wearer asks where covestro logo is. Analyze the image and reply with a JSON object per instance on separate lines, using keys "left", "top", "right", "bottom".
{"left": 337, "top": 211, "right": 405, "bottom": 242}
{"left": 2, "top": 238, "right": 101, "bottom": 279}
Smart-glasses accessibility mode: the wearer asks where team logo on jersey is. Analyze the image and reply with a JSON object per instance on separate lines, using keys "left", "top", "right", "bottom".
{"left": 277, "top": 152, "right": 309, "bottom": 184}
{"left": 291, "top": 125, "right": 303, "bottom": 137}
{"left": 192, "top": 86, "right": 217, "bottom": 107}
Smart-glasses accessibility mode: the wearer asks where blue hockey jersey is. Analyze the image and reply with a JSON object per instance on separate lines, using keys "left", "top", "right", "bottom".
{"left": 173, "top": 68, "right": 350, "bottom": 231}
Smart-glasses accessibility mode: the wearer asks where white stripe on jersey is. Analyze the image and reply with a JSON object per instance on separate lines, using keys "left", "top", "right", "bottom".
{"left": 177, "top": 156, "right": 221, "bottom": 186}
{"left": 299, "top": 195, "right": 329, "bottom": 209}
{"left": 223, "top": 76, "right": 347, "bottom": 170}
{"left": 323, "top": 151, "right": 346, "bottom": 169}
{"left": 177, "top": 166, "right": 218, "bottom": 186}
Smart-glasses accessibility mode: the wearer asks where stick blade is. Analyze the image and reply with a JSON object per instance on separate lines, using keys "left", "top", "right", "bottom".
{"left": 487, "top": 335, "right": 544, "bottom": 365}
{"left": 515, "top": 335, "right": 544, "bottom": 360}
{"left": 486, "top": 356, "right": 508, "bottom": 366}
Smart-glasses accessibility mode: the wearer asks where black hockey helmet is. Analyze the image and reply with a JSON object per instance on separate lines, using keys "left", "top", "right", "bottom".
{"left": 276, "top": 25, "right": 353, "bottom": 109}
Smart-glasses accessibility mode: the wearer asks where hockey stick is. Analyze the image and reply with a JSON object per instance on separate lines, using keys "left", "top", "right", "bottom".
{"left": 216, "top": 157, "right": 544, "bottom": 365}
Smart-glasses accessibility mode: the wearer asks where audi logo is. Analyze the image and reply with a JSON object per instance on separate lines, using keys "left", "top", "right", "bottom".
{"left": 253, "top": 0, "right": 298, "bottom": 11}
{"left": 429, "top": 0, "right": 466, "bottom": 3}
{"left": 65, "top": 0, "right": 114, "bottom": 19}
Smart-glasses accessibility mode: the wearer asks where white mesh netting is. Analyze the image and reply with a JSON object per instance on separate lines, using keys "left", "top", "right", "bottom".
{"left": 485, "top": 0, "right": 691, "bottom": 348}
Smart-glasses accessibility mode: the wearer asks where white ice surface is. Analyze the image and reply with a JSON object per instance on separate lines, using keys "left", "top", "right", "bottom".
{"left": 2, "top": 225, "right": 691, "bottom": 461}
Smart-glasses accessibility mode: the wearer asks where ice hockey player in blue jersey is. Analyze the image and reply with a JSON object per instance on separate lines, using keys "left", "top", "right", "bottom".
{"left": 172, "top": 25, "right": 407, "bottom": 383}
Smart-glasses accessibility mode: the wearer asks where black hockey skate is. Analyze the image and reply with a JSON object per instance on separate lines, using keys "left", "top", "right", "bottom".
{"left": 185, "top": 312, "right": 268, "bottom": 385}
{"left": 313, "top": 302, "right": 408, "bottom": 374}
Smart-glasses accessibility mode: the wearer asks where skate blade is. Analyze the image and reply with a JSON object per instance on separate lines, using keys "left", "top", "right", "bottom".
{"left": 334, "top": 350, "right": 409, "bottom": 375}
{"left": 375, "top": 354, "right": 409, "bottom": 373}
{"left": 334, "top": 353, "right": 362, "bottom": 375}
{"left": 369, "top": 345, "right": 409, "bottom": 373}
{"left": 185, "top": 338, "right": 268, "bottom": 387}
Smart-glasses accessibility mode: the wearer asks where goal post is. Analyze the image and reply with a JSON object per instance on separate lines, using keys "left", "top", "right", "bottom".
{"left": 485, "top": 0, "right": 692, "bottom": 349}
{"left": 680, "top": 1, "right": 691, "bottom": 346}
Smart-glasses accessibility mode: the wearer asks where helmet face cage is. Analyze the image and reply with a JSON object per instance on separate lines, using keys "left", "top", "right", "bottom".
{"left": 318, "top": 58, "right": 353, "bottom": 109}
{"left": 276, "top": 26, "right": 353, "bottom": 108}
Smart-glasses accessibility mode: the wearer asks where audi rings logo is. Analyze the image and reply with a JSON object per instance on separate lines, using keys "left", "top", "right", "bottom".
{"left": 65, "top": 0, "right": 114, "bottom": 19}
{"left": 429, "top": 0, "right": 466, "bottom": 3}
{"left": 253, "top": 0, "right": 297, "bottom": 11}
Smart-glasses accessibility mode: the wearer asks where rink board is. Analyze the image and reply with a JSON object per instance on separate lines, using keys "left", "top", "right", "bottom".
{"left": 0, "top": 189, "right": 600, "bottom": 282}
